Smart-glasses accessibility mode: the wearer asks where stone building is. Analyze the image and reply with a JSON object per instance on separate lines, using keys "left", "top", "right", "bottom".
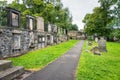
{"left": 68, "top": 30, "right": 85, "bottom": 40}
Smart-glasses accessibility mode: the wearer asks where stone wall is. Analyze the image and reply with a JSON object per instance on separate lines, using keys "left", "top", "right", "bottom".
{"left": 0, "top": 28, "right": 13, "bottom": 57}
{"left": 0, "top": 7, "right": 68, "bottom": 59}
{"left": 0, "top": 28, "right": 36, "bottom": 58}
{"left": 0, "top": 27, "right": 68, "bottom": 58}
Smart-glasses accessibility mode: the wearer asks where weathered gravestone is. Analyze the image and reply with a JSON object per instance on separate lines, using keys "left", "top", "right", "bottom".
{"left": 98, "top": 37, "right": 107, "bottom": 52}
{"left": 95, "top": 37, "right": 98, "bottom": 42}
{"left": 7, "top": 8, "right": 22, "bottom": 53}
{"left": 53, "top": 25, "right": 58, "bottom": 33}
{"left": 7, "top": 7, "right": 20, "bottom": 27}
{"left": 26, "top": 15, "right": 34, "bottom": 30}
{"left": 36, "top": 17, "right": 44, "bottom": 32}
{"left": 48, "top": 24, "right": 51, "bottom": 32}
{"left": 44, "top": 23, "right": 51, "bottom": 32}
{"left": 91, "top": 46, "right": 101, "bottom": 55}
{"left": 51, "top": 35, "right": 54, "bottom": 44}
{"left": 13, "top": 33, "right": 21, "bottom": 50}
{"left": 36, "top": 17, "right": 45, "bottom": 48}
{"left": 38, "top": 36, "right": 45, "bottom": 48}
{"left": 88, "top": 41, "right": 92, "bottom": 46}
{"left": 26, "top": 15, "right": 35, "bottom": 48}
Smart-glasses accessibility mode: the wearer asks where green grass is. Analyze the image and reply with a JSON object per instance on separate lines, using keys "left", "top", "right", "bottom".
{"left": 76, "top": 41, "right": 120, "bottom": 80}
{"left": 9, "top": 40, "right": 79, "bottom": 70}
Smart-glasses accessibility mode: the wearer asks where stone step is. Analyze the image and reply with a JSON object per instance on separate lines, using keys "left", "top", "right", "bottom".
{"left": 0, "top": 60, "right": 12, "bottom": 72}
{"left": 0, "top": 66, "right": 24, "bottom": 80}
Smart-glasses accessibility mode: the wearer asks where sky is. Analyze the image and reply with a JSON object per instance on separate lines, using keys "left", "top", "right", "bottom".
{"left": 61, "top": 0, "right": 100, "bottom": 30}
{"left": 6, "top": 0, "right": 100, "bottom": 30}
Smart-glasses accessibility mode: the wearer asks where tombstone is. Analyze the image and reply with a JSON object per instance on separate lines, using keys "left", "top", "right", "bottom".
{"left": 63, "top": 29, "right": 66, "bottom": 34}
{"left": 95, "top": 37, "right": 98, "bottom": 42}
{"left": 29, "top": 32, "right": 35, "bottom": 48}
{"left": 53, "top": 25, "right": 58, "bottom": 33}
{"left": 48, "top": 24, "right": 51, "bottom": 32}
{"left": 88, "top": 41, "right": 92, "bottom": 46}
{"left": 47, "top": 35, "right": 51, "bottom": 45}
{"left": 51, "top": 35, "right": 54, "bottom": 44}
{"left": 44, "top": 23, "right": 52, "bottom": 32}
{"left": 41, "top": 37, "right": 45, "bottom": 48}
{"left": 7, "top": 7, "right": 20, "bottom": 27}
{"left": 38, "top": 36, "right": 45, "bottom": 48}
{"left": 61, "top": 28, "right": 63, "bottom": 34}
{"left": 91, "top": 46, "right": 101, "bottom": 55}
{"left": 98, "top": 37, "right": 107, "bottom": 52}
{"left": 26, "top": 15, "right": 35, "bottom": 30}
{"left": 38, "top": 36, "right": 42, "bottom": 48}
{"left": 12, "top": 29, "right": 22, "bottom": 53}
{"left": 13, "top": 34, "right": 21, "bottom": 50}
{"left": 36, "top": 17, "right": 44, "bottom": 32}
{"left": 58, "top": 27, "right": 61, "bottom": 34}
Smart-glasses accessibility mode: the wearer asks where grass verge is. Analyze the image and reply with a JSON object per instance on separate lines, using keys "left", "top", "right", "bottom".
{"left": 76, "top": 41, "right": 120, "bottom": 80}
{"left": 8, "top": 40, "right": 79, "bottom": 70}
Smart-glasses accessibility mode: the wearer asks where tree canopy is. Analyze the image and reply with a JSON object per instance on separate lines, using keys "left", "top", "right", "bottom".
{"left": 83, "top": 0, "right": 120, "bottom": 38}
{"left": 7, "top": 0, "right": 78, "bottom": 31}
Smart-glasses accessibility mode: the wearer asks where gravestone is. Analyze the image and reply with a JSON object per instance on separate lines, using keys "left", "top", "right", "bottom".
{"left": 48, "top": 24, "right": 51, "bottom": 32}
{"left": 29, "top": 32, "right": 35, "bottom": 48}
{"left": 91, "top": 46, "right": 101, "bottom": 55}
{"left": 47, "top": 35, "right": 51, "bottom": 45}
{"left": 57, "top": 27, "right": 60, "bottom": 34}
{"left": 98, "top": 37, "right": 107, "bottom": 52}
{"left": 36, "top": 17, "right": 44, "bottom": 32}
{"left": 63, "top": 29, "right": 66, "bottom": 34}
{"left": 53, "top": 25, "right": 58, "bottom": 33}
{"left": 95, "top": 37, "right": 98, "bottom": 42}
{"left": 51, "top": 35, "right": 54, "bottom": 44}
{"left": 26, "top": 15, "right": 34, "bottom": 30}
{"left": 38, "top": 36, "right": 45, "bottom": 48}
{"left": 7, "top": 7, "right": 20, "bottom": 27}
{"left": 12, "top": 30, "right": 22, "bottom": 53}
{"left": 88, "top": 41, "right": 92, "bottom": 46}
{"left": 38, "top": 36, "right": 42, "bottom": 48}
{"left": 41, "top": 37, "right": 45, "bottom": 48}
{"left": 13, "top": 34, "right": 21, "bottom": 49}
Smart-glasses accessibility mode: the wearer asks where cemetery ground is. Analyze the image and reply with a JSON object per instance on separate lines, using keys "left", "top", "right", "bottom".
{"left": 8, "top": 40, "right": 79, "bottom": 70}
{"left": 76, "top": 41, "right": 120, "bottom": 80}
{"left": 6, "top": 40, "right": 120, "bottom": 80}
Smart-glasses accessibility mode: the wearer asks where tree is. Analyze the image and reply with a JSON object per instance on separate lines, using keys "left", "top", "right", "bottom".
{"left": 69, "top": 24, "right": 78, "bottom": 31}
{"left": 83, "top": 0, "right": 116, "bottom": 37}
{"left": 9, "top": 0, "right": 73, "bottom": 30}
{"left": 83, "top": 7, "right": 112, "bottom": 36}
{"left": 0, "top": 0, "right": 8, "bottom": 26}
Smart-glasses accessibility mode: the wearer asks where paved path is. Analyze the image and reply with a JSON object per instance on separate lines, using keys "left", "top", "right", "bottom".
{"left": 24, "top": 40, "right": 84, "bottom": 80}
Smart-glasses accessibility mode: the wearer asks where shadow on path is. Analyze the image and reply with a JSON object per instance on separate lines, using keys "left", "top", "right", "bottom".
{"left": 24, "top": 40, "right": 84, "bottom": 80}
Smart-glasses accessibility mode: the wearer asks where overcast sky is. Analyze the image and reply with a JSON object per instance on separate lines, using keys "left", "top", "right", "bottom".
{"left": 7, "top": 0, "right": 100, "bottom": 30}
{"left": 61, "top": 0, "right": 100, "bottom": 30}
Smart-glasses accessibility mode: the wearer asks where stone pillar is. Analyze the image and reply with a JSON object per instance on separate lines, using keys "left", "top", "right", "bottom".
{"left": 36, "top": 17, "right": 44, "bottom": 32}
{"left": 98, "top": 37, "right": 107, "bottom": 52}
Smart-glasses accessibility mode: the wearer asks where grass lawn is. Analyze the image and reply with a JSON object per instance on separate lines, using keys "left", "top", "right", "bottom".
{"left": 8, "top": 40, "right": 79, "bottom": 70}
{"left": 76, "top": 41, "right": 120, "bottom": 80}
